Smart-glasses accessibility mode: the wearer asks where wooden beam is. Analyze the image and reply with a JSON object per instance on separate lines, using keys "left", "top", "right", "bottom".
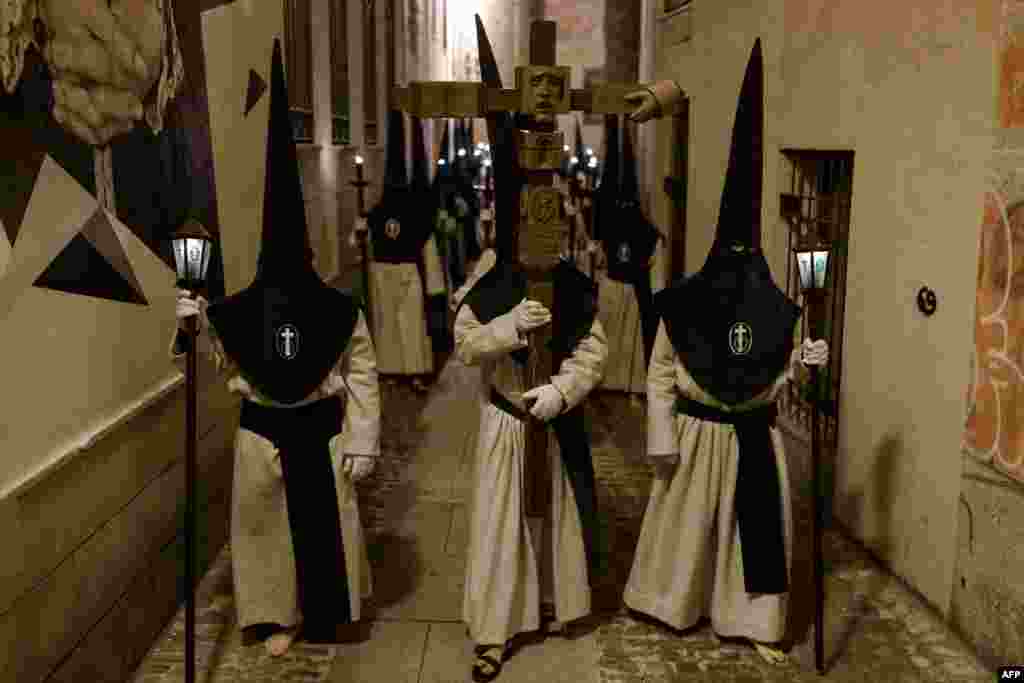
{"left": 528, "top": 20, "right": 556, "bottom": 66}
{"left": 392, "top": 81, "right": 671, "bottom": 117}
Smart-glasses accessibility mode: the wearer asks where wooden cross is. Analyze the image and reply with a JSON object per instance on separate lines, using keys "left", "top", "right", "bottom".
{"left": 394, "top": 19, "right": 676, "bottom": 518}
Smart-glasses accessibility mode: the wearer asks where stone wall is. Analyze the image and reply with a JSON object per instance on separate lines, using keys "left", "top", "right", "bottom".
{"left": 951, "top": 0, "right": 1024, "bottom": 668}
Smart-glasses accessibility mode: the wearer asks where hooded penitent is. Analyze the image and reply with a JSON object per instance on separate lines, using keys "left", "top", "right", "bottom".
{"left": 457, "top": 14, "right": 601, "bottom": 575}
{"left": 205, "top": 39, "right": 358, "bottom": 406}
{"left": 655, "top": 39, "right": 798, "bottom": 595}
{"left": 602, "top": 118, "right": 662, "bottom": 362}
{"left": 367, "top": 110, "right": 433, "bottom": 261}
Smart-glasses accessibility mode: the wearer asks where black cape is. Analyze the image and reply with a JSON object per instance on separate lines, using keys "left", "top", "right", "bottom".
{"left": 206, "top": 278, "right": 359, "bottom": 404}
{"left": 656, "top": 254, "right": 799, "bottom": 406}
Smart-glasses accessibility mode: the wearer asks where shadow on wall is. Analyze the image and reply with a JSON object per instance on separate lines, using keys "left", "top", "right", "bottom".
{"left": 834, "top": 431, "right": 901, "bottom": 562}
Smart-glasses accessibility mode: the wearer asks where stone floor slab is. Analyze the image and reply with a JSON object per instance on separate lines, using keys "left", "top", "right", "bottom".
{"left": 131, "top": 345, "right": 997, "bottom": 683}
{"left": 326, "top": 621, "right": 428, "bottom": 683}
{"left": 369, "top": 502, "right": 465, "bottom": 622}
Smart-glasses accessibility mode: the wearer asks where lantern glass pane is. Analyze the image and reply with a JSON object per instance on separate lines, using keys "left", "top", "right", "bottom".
{"left": 796, "top": 251, "right": 812, "bottom": 290}
{"left": 813, "top": 250, "right": 828, "bottom": 289}
{"left": 200, "top": 241, "right": 212, "bottom": 280}
{"left": 186, "top": 237, "right": 204, "bottom": 280}
{"left": 172, "top": 238, "right": 186, "bottom": 278}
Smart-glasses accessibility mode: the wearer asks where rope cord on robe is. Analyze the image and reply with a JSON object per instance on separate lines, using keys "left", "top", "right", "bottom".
{"left": 674, "top": 395, "right": 788, "bottom": 595}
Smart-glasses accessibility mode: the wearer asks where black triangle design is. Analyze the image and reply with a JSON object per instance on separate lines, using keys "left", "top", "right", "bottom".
{"left": 0, "top": 106, "right": 47, "bottom": 246}
{"left": 34, "top": 233, "right": 148, "bottom": 305}
{"left": 245, "top": 69, "right": 267, "bottom": 117}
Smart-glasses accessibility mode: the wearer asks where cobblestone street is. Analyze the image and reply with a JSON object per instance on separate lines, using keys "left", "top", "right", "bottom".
{"left": 131, "top": 351, "right": 995, "bottom": 682}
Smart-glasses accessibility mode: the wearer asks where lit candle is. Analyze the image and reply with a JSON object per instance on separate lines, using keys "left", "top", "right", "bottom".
{"left": 354, "top": 154, "right": 364, "bottom": 182}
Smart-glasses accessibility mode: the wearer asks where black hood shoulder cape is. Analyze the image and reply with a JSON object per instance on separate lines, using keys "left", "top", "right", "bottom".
{"left": 208, "top": 284, "right": 360, "bottom": 403}
{"left": 366, "top": 186, "right": 434, "bottom": 260}
{"left": 655, "top": 258, "right": 799, "bottom": 406}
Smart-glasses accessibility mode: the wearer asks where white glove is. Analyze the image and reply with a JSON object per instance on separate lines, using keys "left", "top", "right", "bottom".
{"left": 522, "top": 384, "right": 564, "bottom": 422}
{"left": 343, "top": 454, "right": 375, "bottom": 482}
{"left": 800, "top": 338, "right": 829, "bottom": 366}
{"left": 513, "top": 298, "right": 551, "bottom": 334}
{"left": 176, "top": 289, "right": 207, "bottom": 330}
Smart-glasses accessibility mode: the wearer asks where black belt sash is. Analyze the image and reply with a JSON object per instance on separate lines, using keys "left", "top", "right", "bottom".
{"left": 675, "top": 396, "right": 787, "bottom": 595}
{"left": 489, "top": 388, "right": 600, "bottom": 576}
{"left": 239, "top": 396, "right": 353, "bottom": 639}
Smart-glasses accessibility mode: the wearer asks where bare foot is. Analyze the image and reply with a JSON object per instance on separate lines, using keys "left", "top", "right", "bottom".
{"left": 265, "top": 626, "right": 298, "bottom": 657}
{"left": 752, "top": 640, "right": 787, "bottom": 665}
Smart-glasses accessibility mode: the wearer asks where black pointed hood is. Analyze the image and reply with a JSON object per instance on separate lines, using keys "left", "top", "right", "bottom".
{"left": 254, "top": 38, "right": 315, "bottom": 282}
{"left": 574, "top": 115, "right": 585, "bottom": 170}
{"left": 204, "top": 39, "right": 358, "bottom": 405}
{"left": 655, "top": 38, "right": 799, "bottom": 408}
{"left": 712, "top": 37, "right": 763, "bottom": 255}
{"left": 593, "top": 114, "right": 620, "bottom": 242}
{"left": 367, "top": 109, "right": 432, "bottom": 257}
{"left": 382, "top": 108, "right": 409, "bottom": 191}
{"left": 597, "top": 114, "right": 620, "bottom": 193}
{"left": 474, "top": 13, "right": 519, "bottom": 262}
{"left": 438, "top": 123, "right": 452, "bottom": 179}
{"left": 410, "top": 115, "right": 431, "bottom": 194}
{"left": 621, "top": 118, "right": 640, "bottom": 202}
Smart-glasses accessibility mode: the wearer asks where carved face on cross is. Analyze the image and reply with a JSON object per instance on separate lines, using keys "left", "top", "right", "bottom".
{"left": 528, "top": 68, "right": 565, "bottom": 115}
{"left": 518, "top": 65, "right": 571, "bottom": 123}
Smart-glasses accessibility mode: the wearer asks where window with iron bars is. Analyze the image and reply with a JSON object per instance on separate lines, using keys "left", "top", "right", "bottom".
{"left": 363, "top": 0, "right": 378, "bottom": 146}
{"left": 284, "top": 0, "right": 314, "bottom": 143}
{"left": 329, "top": 0, "right": 350, "bottom": 145}
{"left": 777, "top": 150, "right": 854, "bottom": 451}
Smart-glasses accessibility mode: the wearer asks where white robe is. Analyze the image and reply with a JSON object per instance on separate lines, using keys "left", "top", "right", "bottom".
{"left": 596, "top": 242, "right": 667, "bottom": 393}
{"left": 367, "top": 233, "right": 446, "bottom": 375}
{"left": 171, "top": 308, "right": 380, "bottom": 628}
{"left": 623, "top": 320, "right": 804, "bottom": 643}
{"left": 454, "top": 289, "right": 608, "bottom": 645}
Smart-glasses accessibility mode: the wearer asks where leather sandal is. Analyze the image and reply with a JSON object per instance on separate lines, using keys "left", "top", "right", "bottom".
{"left": 471, "top": 643, "right": 505, "bottom": 682}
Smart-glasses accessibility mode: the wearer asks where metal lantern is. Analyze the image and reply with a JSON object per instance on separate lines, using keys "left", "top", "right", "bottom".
{"left": 168, "top": 218, "right": 215, "bottom": 683}
{"left": 171, "top": 220, "right": 214, "bottom": 290}
{"left": 782, "top": 197, "right": 832, "bottom": 676}
{"left": 795, "top": 247, "right": 831, "bottom": 292}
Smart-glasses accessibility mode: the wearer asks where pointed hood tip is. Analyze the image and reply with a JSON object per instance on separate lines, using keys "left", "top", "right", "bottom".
{"left": 712, "top": 38, "right": 764, "bottom": 252}
{"left": 256, "top": 35, "right": 314, "bottom": 280}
